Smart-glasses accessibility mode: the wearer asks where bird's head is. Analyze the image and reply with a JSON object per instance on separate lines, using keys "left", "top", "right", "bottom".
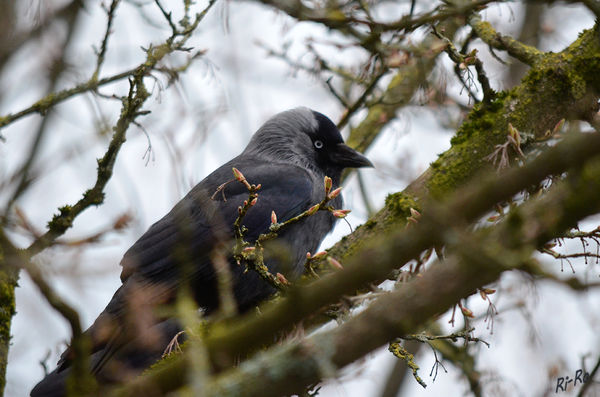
{"left": 243, "top": 107, "right": 373, "bottom": 182}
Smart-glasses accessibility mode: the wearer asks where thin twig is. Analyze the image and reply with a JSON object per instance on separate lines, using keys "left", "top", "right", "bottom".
{"left": 93, "top": 0, "right": 121, "bottom": 80}
{"left": 25, "top": 0, "right": 218, "bottom": 257}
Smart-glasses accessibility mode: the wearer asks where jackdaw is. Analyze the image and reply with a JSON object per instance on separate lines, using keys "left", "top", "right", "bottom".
{"left": 31, "top": 107, "right": 372, "bottom": 396}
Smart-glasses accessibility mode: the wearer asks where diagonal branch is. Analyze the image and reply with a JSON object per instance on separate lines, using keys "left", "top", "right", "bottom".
{"left": 198, "top": 160, "right": 600, "bottom": 397}
{"left": 468, "top": 14, "right": 543, "bottom": 66}
{"left": 112, "top": 131, "right": 600, "bottom": 395}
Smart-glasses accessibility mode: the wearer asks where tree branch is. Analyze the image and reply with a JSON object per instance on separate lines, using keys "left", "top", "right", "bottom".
{"left": 111, "top": 130, "right": 600, "bottom": 395}
{"left": 117, "top": 141, "right": 600, "bottom": 396}
{"left": 469, "top": 14, "right": 543, "bottom": 66}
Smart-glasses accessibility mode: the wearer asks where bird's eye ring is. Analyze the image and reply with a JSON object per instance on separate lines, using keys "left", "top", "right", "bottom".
{"left": 314, "top": 140, "right": 324, "bottom": 149}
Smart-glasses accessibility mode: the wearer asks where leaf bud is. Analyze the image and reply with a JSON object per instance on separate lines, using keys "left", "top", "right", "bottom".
{"left": 271, "top": 210, "right": 277, "bottom": 224}
{"left": 328, "top": 187, "right": 342, "bottom": 200}
{"left": 307, "top": 204, "right": 319, "bottom": 215}
{"left": 332, "top": 209, "right": 351, "bottom": 218}
{"left": 324, "top": 176, "right": 332, "bottom": 194}
{"left": 327, "top": 256, "right": 343, "bottom": 270}
{"left": 276, "top": 272, "right": 290, "bottom": 285}
{"left": 232, "top": 167, "right": 245, "bottom": 182}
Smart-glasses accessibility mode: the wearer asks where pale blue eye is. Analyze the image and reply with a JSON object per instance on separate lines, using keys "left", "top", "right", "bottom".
{"left": 314, "top": 140, "right": 324, "bottom": 149}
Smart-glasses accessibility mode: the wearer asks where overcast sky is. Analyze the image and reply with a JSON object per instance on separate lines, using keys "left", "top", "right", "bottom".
{"left": 3, "top": 1, "right": 599, "bottom": 396}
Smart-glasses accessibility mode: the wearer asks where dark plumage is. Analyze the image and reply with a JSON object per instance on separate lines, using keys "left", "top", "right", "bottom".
{"left": 31, "top": 107, "right": 372, "bottom": 396}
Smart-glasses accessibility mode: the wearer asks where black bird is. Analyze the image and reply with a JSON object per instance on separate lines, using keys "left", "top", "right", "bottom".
{"left": 31, "top": 107, "right": 372, "bottom": 396}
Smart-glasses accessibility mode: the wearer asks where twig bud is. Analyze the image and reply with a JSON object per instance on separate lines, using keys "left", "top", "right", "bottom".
{"left": 327, "top": 256, "right": 343, "bottom": 270}
{"left": 409, "top": 208, "right": 421, "bottom": 219}
{"left": 271, "top": 210, "right": 277, "bottom": 224}
{"left": 328, "top": 187, "right": 342, "bottom": 200}
{"left": 276, "top": 272, "right": 290, "bottom": 285}
{"left": 332, "top": 209, "right": 351, "bottom": 218}
{"left": 312, "top": 251, "right": 327, "bottom": 259}
{"left": 307, "top": 204, "right": 319, "bottom": 215}
{"left": 552, "top": 118, "right": 566, "bottom": 135}
{"left": 232, "top": 167, "right": 245, "bottom": 182}
{"left": 324, "top": 176, "right": 332, "bottom": 194}
{"left": 460, "top": 306, "right": 474, "bottom": 318}
{"left": 249, "top": 197, "right": 257, "bottom": 206}
{"left": 113, "top": 214, "right": 132, "bottom": 230}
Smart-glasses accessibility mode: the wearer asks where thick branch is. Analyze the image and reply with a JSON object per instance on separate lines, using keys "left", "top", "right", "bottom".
{"left": 199, "top": 158, "right": 600, "bottom": 397}
{"left": 0, "top": 232, "right": 18, "bottom": 397}
{"left": 112, "top": 131, "right": 600, "bottom": 395}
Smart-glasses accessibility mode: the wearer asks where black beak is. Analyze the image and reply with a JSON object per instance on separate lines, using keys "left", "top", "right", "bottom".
{"left": 330, "top": 143, "right": 374, "bottom": 168}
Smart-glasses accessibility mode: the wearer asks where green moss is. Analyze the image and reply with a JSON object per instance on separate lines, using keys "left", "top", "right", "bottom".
{"left": 428, "top": 94, "right": 510, "bottom": 199}
{"left": 47, "top": 205, "right": 74, "bottom": 231}
{"left": 0, "top": 245, "right": 18, "bottom": 396}
{"left": 65, "top": 336, "right": 97, "bottom": 397}
{"left": 363, "top": 219, "right": 377, "bottom": 230}
{"left": 32, "top": 93, "right": 58, "bottom": 114}
{"left": 450, "top": 92, "right": 507, "bottom": 146}
{"left": 569, "top": 26, "right": 600, "bottom": 93}
{"left": 514, "top": 26, "right": 600, "bottom": 137}
{"left": 384, "top": 192, "right": 419, "bottom": 220}
{"left": 82, "top": 189, "right": 104, "bottom": 206}
{"left": 145, "top": 344, "right": 186, "bottom": 374}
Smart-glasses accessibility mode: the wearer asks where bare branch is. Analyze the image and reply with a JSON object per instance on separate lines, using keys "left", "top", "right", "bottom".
{"left": 93, "top": 0, "right": 122, "bottom": 80}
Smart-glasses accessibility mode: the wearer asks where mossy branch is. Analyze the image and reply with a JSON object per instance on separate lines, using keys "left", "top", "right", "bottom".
{"left": 111, "top": 130, "right": 600, "bottom": 396}
{"left": 0, "top": 232, "right": 19, "bottom": 397}
{"left": 469, "top": 14, "right": 543, "bottom": 66}
{"left": 26, "top": 76, "right": 149, "bottom": 256}
{"left": 388, "top": 341, "right": 426, "bottom": 388}
{"left": 199, "top": 150, "right": 600, "bottom": 397}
